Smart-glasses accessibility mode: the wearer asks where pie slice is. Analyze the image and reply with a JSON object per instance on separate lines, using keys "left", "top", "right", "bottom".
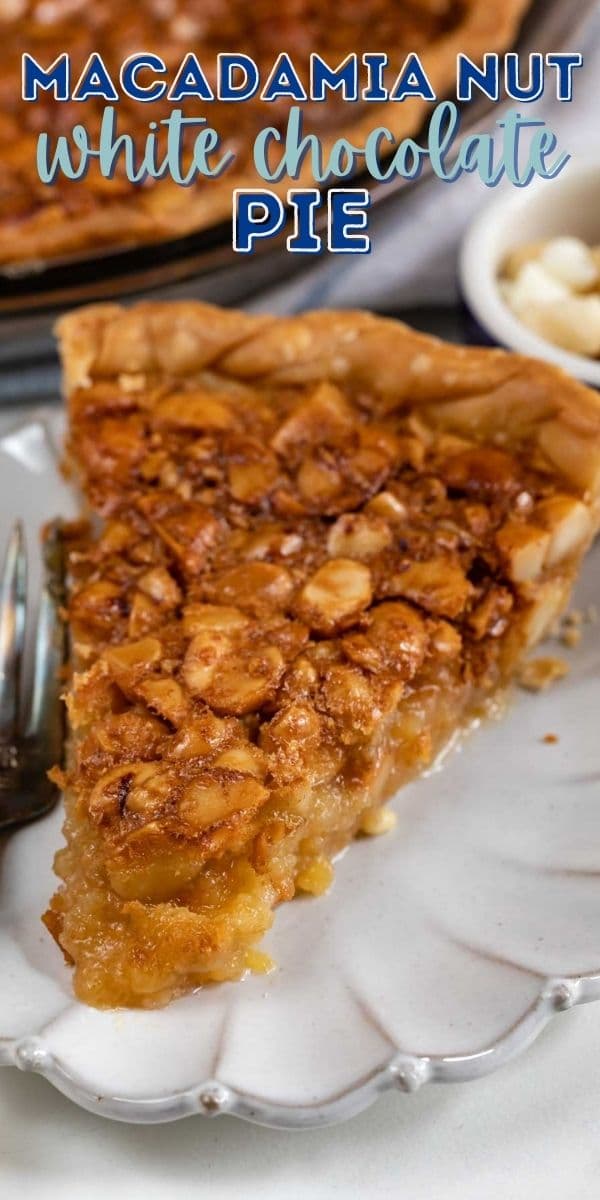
{"left": 45, "top": 301, "right": 600, "bottom": 1008}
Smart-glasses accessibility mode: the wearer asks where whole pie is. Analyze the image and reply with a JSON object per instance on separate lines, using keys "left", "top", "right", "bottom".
{"left": 1, "top": 0, "right": 532, "bottom": 265}
{"left": 44, "top": 300, "right": 600, "bottom": 1008}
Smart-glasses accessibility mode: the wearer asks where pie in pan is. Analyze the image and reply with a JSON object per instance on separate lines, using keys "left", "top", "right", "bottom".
{"left": 45, "top": 300, "right": 600, "bottom": 1008}
{"left": 1, "top": 0, "right": 533, "bottom": 266}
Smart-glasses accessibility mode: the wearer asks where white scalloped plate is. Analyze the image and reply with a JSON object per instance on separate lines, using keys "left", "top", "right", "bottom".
{"left": 2, "top": 411, "right": 600, "bottom": 1128}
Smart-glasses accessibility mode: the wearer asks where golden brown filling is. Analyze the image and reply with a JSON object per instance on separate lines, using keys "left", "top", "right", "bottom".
{"left": 45, "top": 328, "right": 595, "bottom": 1007}
{"left": 1, "top": 0, "right": 466, "bottom": 258}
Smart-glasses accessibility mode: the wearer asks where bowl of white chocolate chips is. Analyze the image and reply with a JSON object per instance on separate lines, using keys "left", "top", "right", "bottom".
{"left": 460, "top": 164, "right": 600, "bottom": 387}
{"left": 500, "top": 237, "right": 600, "bottom": 359}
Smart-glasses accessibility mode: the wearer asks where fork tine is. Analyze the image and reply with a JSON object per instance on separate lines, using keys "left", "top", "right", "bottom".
{"left": 25, "top": 520, "right": 66, "bottom": 759}
{"left": 0, "top": 521, "right": 27, "bottom": 740}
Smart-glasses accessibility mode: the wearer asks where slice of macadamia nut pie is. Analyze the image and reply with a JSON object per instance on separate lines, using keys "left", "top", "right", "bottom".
{"left": 45, "top": 301, "right": 600, "bottom": 1008}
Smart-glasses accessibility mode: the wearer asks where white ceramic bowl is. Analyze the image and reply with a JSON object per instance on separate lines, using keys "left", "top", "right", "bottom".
{"left": 459, "top": 164, "right": 600, "bottom": 387}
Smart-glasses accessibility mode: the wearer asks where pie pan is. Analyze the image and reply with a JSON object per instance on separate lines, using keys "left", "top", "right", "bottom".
{"left": 0, "top": 0, "right": 596, "bottom": 387}
{"left": 1, "top": 0, "right": 533, "bottom": 276}
{"left": 1, "top": 408, "right": 600, "bottom": 1126}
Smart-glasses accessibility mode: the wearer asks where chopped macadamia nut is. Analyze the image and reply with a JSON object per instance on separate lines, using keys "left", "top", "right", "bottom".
{"left": 431, "top": 620, "right": 463, "bottom": 657}
{"left": 535, "top": 495, "right": 591, "bottom": 567}
{"left": 124, "top": 764, "right": 175, "bottom": 816}
{"left": 213, "top": 743, "right": 266, "bottom": 778}
{"left": 518, "top": 656, "right": 569, "bottom": 692}
{"left": 103, "top": 637, "right": 162, "bottom": 694}
{"left": 137, "top": 566, "right": 182, "bottom": 609}
{"left": 228, "top": 457, "right": 278, "bottom": 504}
{"left": 495, "top": 521, "right": 550, "bottom": 584}
{"left": 271, "top": 383, "right": 353, "bottom": 456}
{"left": 212, "top": 562, "right": 293, "bottom": 613}
{"left": 182, "top": 603, "right": 249, "bottom": 637}
{"left": 389, "top": 558, "right": 473, "bottom": 618}
{"left": 179, "top": 773, "right": 268, "bottom": 830}
{"left": 538, "top": 421, "right": 600, "bottom": 493}
{"left": 182, "top": 629, "right": 232, "bottom": 695}
{"left": 366, "top": 491, "right": 408, "bottom": 522}
{"left": 326, "top": 513, "right": 392, "bottom": 559}
{"left": 154, "top": 391, "right": 234, "bottom": 431}
{"left": 296, "top": 456, "right": 341, "bottom": 504}
{"left": 322, "top": 664, "right": 380, "bottom": 740}
{"left": 523, "top": 580, "right": 569, "bottom": 648}
{"left": 202, "top": 646, "right": 285, "bottom": 715}
{"left": 89, "top": 762, "right": 173, "bottom": 823}
{"left": 138, "top": 677, "right": 189, "bottom": 726}
{"left": 127, "top": 592, "right": 161, "bottom": 637}
{"left": 297, "top": 559, "right": 373, "bottom": 634}
{"left": 167, "top": 712, "right": 230, "bottom": 760}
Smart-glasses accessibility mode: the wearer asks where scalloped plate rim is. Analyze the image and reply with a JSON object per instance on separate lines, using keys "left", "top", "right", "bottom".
{"left": 2, "top": 972, "right": 600, "bottom": 1126}
{"left": 2, "top": 410, "right": 600, "bottom": 1129}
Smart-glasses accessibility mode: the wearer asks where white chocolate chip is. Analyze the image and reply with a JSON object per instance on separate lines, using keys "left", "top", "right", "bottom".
{"left": 508, "top": 261, "right": 570, "bottom": 313}
{"left": 540, "top": 237, "right": 598, "bottom": 291}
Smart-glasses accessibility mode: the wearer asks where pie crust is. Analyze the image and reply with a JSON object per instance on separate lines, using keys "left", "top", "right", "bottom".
{"left": 1, "top": 0, "right": 532, "bottom": 265}
{"left": 44, "top": 301, "right": 600, "bottom": 1008}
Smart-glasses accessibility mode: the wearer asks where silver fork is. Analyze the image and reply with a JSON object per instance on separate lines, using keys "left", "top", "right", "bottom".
{"left": 0, "top": 519, "right": 66, "bottom": 831}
